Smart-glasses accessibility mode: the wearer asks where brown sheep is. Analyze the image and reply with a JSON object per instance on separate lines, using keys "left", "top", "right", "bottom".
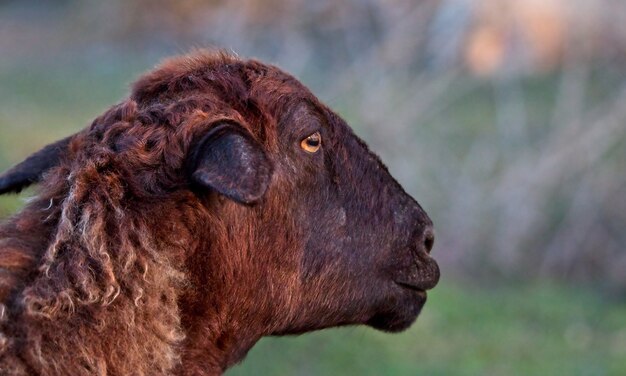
{"left": 0, "top": 50, "right": 439, "bottom": 375}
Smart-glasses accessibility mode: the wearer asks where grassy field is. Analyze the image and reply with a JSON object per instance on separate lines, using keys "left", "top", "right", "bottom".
{"left": 228, "top": 282, "right": 626, "bottom": 376}
{"left": 1, "top": 58, "right": 625, "bottom": 376}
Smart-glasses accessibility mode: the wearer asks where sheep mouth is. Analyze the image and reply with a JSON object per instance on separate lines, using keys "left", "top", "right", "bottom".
{"left": 394, "top": 281, "right": 428, "bottom": 295}
{"left": 397, "top": 255, "right": 440, "bottom": 291}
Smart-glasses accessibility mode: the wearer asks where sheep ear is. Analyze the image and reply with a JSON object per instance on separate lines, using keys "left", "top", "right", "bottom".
{"left": 191, "top": 123, "right": 272, "bottom": 205}
{"left": 0, "top": 136, "right": 72, "bottom": 195}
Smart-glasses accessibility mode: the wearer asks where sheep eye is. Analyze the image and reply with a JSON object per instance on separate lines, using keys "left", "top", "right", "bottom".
{"left": 300, "top": 132, "right": 321, "bottom": 153}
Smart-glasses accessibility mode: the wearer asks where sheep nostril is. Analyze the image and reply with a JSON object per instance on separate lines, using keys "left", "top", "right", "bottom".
{"left": 423, "top": 228, "right": 435, "bottom": 254}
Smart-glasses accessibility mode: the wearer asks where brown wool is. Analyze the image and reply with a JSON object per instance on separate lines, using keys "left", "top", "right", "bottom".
{"left": 0, "top": 50, "right": 438, "bottom": 375}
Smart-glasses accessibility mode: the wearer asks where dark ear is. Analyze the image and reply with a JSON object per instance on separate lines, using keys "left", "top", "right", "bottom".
{"left": 190, "top": 123, "right": 273, "bottom": 205}
{"left": 0, "top": 136, "right": 72, "bottom": 195}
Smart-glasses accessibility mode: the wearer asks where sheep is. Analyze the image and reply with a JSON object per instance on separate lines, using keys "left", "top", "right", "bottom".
{"left": 0, "top": 50, "right": 440, "bottom": 376}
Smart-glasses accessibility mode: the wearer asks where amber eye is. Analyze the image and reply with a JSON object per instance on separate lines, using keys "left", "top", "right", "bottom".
{"left": 300, "top": 132, "right": 322, "bottom": 153}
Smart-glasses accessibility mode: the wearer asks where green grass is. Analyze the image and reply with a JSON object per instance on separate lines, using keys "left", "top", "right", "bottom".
{"left": 229, "top": 282, "right": 626, "bottom": 376}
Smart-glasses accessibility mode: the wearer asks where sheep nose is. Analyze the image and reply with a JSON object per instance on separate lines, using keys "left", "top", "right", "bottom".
{"left": 422, "top": 227, "right": 435, "bottom": 254}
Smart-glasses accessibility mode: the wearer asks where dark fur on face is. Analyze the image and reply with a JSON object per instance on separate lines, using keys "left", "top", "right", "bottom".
{"left": 0, "top": 50, "right": 439, "bottom": 375}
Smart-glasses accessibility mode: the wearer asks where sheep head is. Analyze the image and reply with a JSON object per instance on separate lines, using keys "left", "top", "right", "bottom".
{"left": 0, "top": 50, "right": 439, "bottom": 375}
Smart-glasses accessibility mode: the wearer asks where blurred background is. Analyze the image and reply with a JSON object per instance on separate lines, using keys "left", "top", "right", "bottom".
{"left": 1, "top": 0, "right": 625, "bottom": 374}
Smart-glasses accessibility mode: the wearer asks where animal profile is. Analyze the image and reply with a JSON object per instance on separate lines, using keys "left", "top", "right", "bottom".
{"left": 0, "top": 50, "right": 439, "bottom": 375}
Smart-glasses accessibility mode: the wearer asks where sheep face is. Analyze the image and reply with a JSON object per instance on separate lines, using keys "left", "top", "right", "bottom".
{"left": 267, "top": 102, "right": 439, "bottom": 334}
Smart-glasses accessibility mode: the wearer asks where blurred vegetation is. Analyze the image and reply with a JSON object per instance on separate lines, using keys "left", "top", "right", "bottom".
{"left": 1, "top": 0, "right": 625, "bottom": 374}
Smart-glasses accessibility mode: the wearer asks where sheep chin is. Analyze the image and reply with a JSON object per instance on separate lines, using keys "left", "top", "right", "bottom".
{"left": 365, "top": 287, "right": 428, "bottom": 333}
